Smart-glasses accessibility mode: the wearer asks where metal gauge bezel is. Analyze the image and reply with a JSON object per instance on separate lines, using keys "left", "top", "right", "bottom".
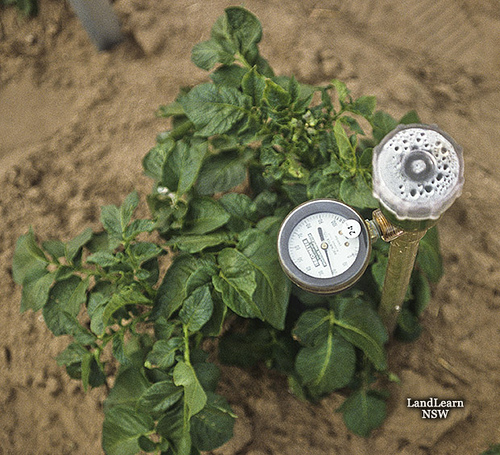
{"left": 277, "top": 199, "right": 372, "bottom": 294}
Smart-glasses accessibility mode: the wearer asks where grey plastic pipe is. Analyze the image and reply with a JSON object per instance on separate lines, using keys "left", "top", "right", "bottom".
{"left": 68, "top": 0, "right": 122, "bottom": 51}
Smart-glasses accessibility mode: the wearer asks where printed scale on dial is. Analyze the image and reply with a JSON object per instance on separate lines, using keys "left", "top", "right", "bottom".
{"left": 278, "top": 199, "right": 373, "bottom": 295}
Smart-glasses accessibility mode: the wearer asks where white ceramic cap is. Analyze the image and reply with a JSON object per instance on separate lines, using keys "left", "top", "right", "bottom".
{"left": 372, "top": 124, "right": 464, "bottom": 220}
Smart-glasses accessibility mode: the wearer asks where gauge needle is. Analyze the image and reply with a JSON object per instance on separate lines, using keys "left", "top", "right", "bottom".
{"left": 318, "top": 227, "right": 334, "bottom": 275}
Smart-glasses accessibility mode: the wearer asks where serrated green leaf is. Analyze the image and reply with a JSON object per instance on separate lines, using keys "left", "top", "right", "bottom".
{"left": 102, "top": 405, "right": 155, "bottom": 455}
{"left": 339, "top": 390, "right": 386, "bottom": 437}
{"left": 137, "top": 380, "right": 183, "bottom": 417}
{"left": 12, "top": 227, "right": 48, "bottom": 285}
{"left": 196, "top": 151, "right": 246, "bottom": 196}
{"left": 212, "top": 248, "right": 260, "bottom": 319}
{"left": 173, "top": 361, "right": 207, "bottom": 418}
{"left": 145, "top": 337, "right": 184, "bottom": 370}
{"left": 184, "top": 198, "right": 230, "bottom": 235}
{"left": 180, "top": 83, "right": 249, "bottom": 137}
{"left": 417, "top": 226, "right": 443, "bottom": 283}
{"left": 190, "top": 392, "right": 235, "bottom": 451}
{"left": 335, "top": 299, "right": 388, "bottom": 370}
{"left": 179, "top": 285, "right": 214, "bottom": 332}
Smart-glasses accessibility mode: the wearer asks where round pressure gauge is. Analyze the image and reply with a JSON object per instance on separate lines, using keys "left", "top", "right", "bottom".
{"left": 277, "top": 199, "right": 372, "bottom": 294}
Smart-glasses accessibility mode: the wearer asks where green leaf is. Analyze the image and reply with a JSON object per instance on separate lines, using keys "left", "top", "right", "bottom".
{"left": 339, "top": 390, "right": 386, "bottom": 437}
{"left": 184, "top": 198, "right": 230, "bottom": 234}
{"left": 417, "top": 226, "right": 443, "bottom": 283}
{"left": 162, "top": 139, "right": 208, "bottom": 196}
{"left": 145, "top": 337, "right": 184, "bottom": 370}
{"left": 293, "top": 308, "right": 330, "bottom": 347}
{"left": 196, "top": 151, "right": 247, "bottom": 196}
{"left": 210, "top": 65, "right": 248, "bottom": 88}
{"left": 296, "top": 329, "right": 356, "bottom": 396}
{"left": 129, "top": 242, "right": 163, "bottom": 264}
{"left": 242, "top": 66, "right": 266, "bottom": 105}
{"left": 180, "top": 83, "right": 249, "bottom": 137}
{"left": 42, "top": 239, "right": 66, "bottom": 259}
{"left": 86, "top": 251, "right": 119, "bottom": 268}
{"left": 120, "top": 191, "right": 140, "bottom": 230}
{"left": 19, "top": 269, "right": 54, "bottom": 312}
{"left": 88, "top": 291, "right": 108, "bottom": 335}
{"left": 192, "top": 361, "right": 220, "bottom": 393}
{"left": 350, "top": 95, "right": 377, "bottom": 118}
{"left": 190, "top": 392, "right": 235, "bottom": 451}
{"left": 237, "top": 229, "right": 291, "bottom": 330}
{"left": 153, "top": 254, "right": 200, "bottom": 320}
{"left": 372, "top": 111, "right": 398, "bottom": 142}
{"left": 80, "top": 351, "right": 92, "bottom": 392}
{"left": 330, "top": 79, "right": 351, "bottom": 105}
{"left": 102, "top": 287, "right": 151, "bottom": 327}
{"left": 399, "top": 110, "right": 420, "bottom": 125}
{"left": 167, "top": 232, "right": 232, "bottom": 254}
{"left": 212, "top": 248, "right": 261, "bottom": 319}
{"left": 102, "top": 405, "right": 155, "bottom": 455}
{"left": 100, "top": 204, "right": 122, "bottom": 241}
{"left": 219, "top": 192, "right": 254, "bottom": 232}
{"left": 191, "top": 39, "right": 234, "bottom": 71}
{"left": 334, "top": 121, "right": 355, "bottom": 161}
{"left": 335, "top": 299, "right": 388, "bottom": 370}
{"left": 124, "top": 219, "right": 155, "bottom": 240}
{"left": 263, "top": 78, "right": 291, "bottom": 111}
{"left": 224, "top": 6, "right": 262, "bottom": 60}
{"left": 156, "top": 101, "right": 185, "bottom": 118}
{"left": 173, "top": 361, "right": 207, "bottom": 418}
{"left": 42, "top": 276, "right": 89, "bottom": 336}
{"left": 65, "top": 227, "right": 93, "bottom": 263}
{"left": 179, "top": 285, "right": 214, "bottom": 332}
{"left": 201, "top": 292, "right": 228, "bottom": 337}
{"left": 142, "top": 140, "right": 175, "bottom": 181}
{"left": 105, "top": 367, "right": 150, "bottom": 410}
{"left": 340, "top": 174, "right": 379, "bottom": 209}
{"left": 137, "top": 380, "right": 184, "bottom": 417}
{"left": 12, "top": 227, "right": 48, "bottom": 285}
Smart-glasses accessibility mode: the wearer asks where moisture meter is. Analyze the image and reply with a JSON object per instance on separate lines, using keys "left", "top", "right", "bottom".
{"left": 277, "top": 199, "right": 373, "bottom": 294}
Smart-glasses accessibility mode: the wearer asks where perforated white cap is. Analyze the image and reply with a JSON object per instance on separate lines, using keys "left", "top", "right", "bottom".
{"left": 372, "top": 124, "right": 464, "bottom": 221}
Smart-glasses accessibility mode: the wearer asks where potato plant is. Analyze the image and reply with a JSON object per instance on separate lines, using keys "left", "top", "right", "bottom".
{"left": 13, "top": 7, "right": 442, "bottom": 454}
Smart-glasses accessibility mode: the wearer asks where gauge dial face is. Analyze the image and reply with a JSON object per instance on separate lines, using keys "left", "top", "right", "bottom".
{"left": 277, "top": 199, "right": 371, "bottom": 294}
{"left": 288, "top": 212, "right": 361, "bottom": 279}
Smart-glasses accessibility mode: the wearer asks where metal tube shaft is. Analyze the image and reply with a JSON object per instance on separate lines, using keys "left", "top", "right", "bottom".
{"left": 378, "top": 229, "right": 427, "bottom": 332}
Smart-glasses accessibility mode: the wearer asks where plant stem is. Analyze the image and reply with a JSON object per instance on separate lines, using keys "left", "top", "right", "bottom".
{"left": 378, "top": 230, "right": 427, "bottom": 333}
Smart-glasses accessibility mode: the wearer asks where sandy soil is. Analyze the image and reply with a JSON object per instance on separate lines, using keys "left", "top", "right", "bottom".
{"left": 1, "top": 0, "right": 500, "bottom": 454}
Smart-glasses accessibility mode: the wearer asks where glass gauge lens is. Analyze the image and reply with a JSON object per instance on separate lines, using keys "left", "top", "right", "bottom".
{"left": 277, "top": 199, "right": 371, "bottom": 295}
